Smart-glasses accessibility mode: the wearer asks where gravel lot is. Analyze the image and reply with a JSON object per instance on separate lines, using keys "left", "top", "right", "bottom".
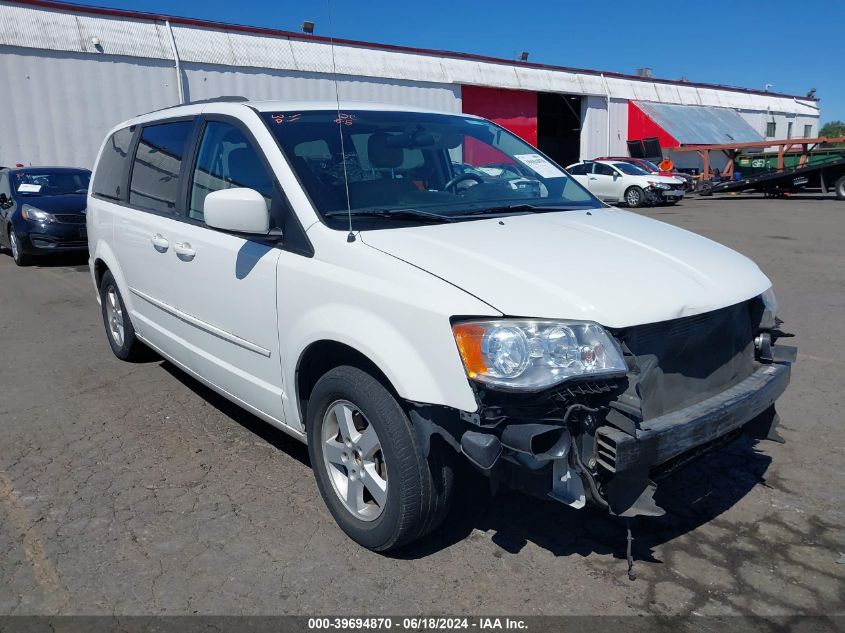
{"left": 1, "top": 194, "right": 843, "bottom": 617}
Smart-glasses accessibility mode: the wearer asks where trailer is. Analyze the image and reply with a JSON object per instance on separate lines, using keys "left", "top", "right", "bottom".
{"left": 669, "top": 135, "right": 845, "bottom": 200}
{"left": 698, "top": 155, "right": 845, "bottom": 199}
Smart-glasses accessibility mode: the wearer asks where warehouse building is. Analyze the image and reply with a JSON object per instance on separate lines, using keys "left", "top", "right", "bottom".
{"left": 0, "top": 0, "right": 821, "bottom": 170}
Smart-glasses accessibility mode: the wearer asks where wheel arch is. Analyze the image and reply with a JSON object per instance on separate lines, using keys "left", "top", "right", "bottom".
{"left": 295, "top": 339, "right": 400, "bottom": 427}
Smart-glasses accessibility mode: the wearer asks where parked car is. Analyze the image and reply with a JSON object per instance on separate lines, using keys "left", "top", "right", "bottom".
{"left": 566, "top": 160, "right": 685, "bottom": 207}
{"left": 0, "top": 166, "right": 91, "bottom": 266}
{"left": 87, "top": 100, "right": 795, "bottom": 552}
{"left": 594, "top": 156, "right": 696, "bottom": 191}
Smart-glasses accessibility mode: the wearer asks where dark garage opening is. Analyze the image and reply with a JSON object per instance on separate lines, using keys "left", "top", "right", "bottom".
{"left": 537, "top": 93, "right": 581, "bottom": 168}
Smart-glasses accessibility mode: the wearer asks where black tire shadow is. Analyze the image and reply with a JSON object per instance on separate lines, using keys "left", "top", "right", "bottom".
{"left": 395, "top": 434, "right": 774, "bottom": 563}
{"left": 160, "top": 360, "right": 309, "bottom": 467}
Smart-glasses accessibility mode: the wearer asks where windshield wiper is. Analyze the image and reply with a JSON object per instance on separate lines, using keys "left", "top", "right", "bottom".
{"left": 324, "top": 208, "right": 453, "bottom": 223}
{"left": 454, "top": 203, "right": 587, "bottom": 217}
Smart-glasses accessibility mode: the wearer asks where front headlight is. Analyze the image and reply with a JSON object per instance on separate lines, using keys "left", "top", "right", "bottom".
{"left": 452, "top": 319, "right": 627, "bottom": 390}
{"left": 21, "top": 205, "right": 55, "bottom": 223}
{"left": 647, "top": 181, "right": 670, "bottom": 190}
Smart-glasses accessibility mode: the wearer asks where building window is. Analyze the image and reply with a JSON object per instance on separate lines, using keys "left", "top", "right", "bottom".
{"left": 804, "top": 124, "right": 813, "bottom": 138}
{"left": 787, "top": 122, "right": 793, "bottom": 139}
{"left": 766, "top": 121, "right": 777, "bottom": 137}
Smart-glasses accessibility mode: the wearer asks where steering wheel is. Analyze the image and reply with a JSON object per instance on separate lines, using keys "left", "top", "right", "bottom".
{"left": 444, "top": 172, "right": 484, "bottom": 193}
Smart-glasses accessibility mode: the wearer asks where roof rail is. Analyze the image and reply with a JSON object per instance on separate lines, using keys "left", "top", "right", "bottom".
{"left": 186, "top": 95, "right": 249, "bottom": 105}
{"left": 140, "top": 95, "right": 249, "bottom": 117}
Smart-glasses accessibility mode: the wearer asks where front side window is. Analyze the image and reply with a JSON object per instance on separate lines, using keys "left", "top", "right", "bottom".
{"left": 262, "top": 110, "right": 599, "bottom": 229}
{"left": 612, "top": 162, "right": 648, "bottom": 176}
{"left": 93, "top": 127, "right": 133, "bottom": 200}
{"left": 593, "top": 163, "right": 617, "bottom": 177}
{"left": 189, "top": 121, "right": 274, "bottom": 222}
{"left": 129, "top": 120, "right": 193, "bottom": 214}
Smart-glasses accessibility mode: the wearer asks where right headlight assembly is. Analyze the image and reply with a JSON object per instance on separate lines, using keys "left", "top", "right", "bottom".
{"left": 452, "top": 319, "right": 627, "bottom": 391}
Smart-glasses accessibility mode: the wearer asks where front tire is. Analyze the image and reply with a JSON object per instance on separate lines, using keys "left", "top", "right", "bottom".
{"left": 8, "top": 228, "right": 32, "bottom": 266}
{"left": 99, "top": 270, "right": 145, "bottom": 361}
{"left": 307, "top": 366, "right": 453, "bottom": 551}
{"left": 624, "top": 186, "right": 645, "bottom": 208}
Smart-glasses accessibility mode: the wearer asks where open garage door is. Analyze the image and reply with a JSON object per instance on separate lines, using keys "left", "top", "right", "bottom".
{"left": 461, "top": 86, "right": 581, "bottom": 167}
{"left": 538, "top": 93, "right": 581, "bottom": 168}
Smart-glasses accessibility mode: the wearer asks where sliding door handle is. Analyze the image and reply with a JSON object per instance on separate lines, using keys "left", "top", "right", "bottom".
{"left": 173, "top": 242, "right": 196, "bottom": 261}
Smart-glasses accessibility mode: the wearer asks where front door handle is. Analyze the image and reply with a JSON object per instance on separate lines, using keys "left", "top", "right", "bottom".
{"left": 150, "top": 234, "right": 169, "bottom": 252}
{"left": 173, "top": 242, "right": 196, "bottom": 261}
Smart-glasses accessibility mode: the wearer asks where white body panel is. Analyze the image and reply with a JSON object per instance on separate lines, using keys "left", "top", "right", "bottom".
{"left": 88, "top": 100, "right": 772, "bottom": 440}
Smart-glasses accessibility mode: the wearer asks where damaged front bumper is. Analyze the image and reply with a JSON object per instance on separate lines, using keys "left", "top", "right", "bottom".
{"left": 595, "top": 358, "right": 792, "bottom": 516}
{"left": 411, "top": 345, "right": 796, "bottom": 517}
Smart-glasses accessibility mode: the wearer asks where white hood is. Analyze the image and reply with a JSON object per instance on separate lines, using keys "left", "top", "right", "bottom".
{"left": 361, "top": 208, "right": 770, "bottom": 328}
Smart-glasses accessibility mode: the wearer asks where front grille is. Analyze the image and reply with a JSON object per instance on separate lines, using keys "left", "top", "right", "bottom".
{"left": 54, "top": 214, "right": 85, "bottom": 224}
{"left": 613, "top": 301, "right": 757, "bottom": 420}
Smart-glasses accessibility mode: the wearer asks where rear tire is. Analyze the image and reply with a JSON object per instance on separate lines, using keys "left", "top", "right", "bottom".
{"left": 99, "top": 270, "right": 145, "bottom": 361}
{"left": 624, "top": 186, "right": 645, "bottom": 208}
{"left": 307, "top": 365, "right": 454, "bottom": 551}
{"left": 835, "top": 175, "right": 845, "bottom": 201}
{"left": 8, "top": 228, "right": 32, "bottom": 266}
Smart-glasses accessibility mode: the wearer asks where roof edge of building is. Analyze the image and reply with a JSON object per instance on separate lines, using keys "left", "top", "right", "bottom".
{"left": 8, "top": 0, "right": 820, "bottom": 103}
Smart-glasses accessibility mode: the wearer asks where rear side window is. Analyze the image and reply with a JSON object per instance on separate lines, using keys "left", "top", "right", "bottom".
{"left": 189, "top": 121, "right": 274, "bottom": 222}
{"left": 567, "top": 164, "right": 587, "bottom": 175}
{"left": 129, "top": 121, "right": 193, "bottom": 213}
{"left": 93, "top": 127, "right": 133, "bottom": 200}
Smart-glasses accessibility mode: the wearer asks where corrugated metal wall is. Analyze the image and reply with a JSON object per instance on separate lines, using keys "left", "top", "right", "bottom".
{"left": 0, "top": 48, "right": 461, "bottom": 167}
{"left": 0, "top": 47, "right": 179, "bottom": 168}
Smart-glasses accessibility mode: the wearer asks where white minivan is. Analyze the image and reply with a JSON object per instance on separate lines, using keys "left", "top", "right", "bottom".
{"left": 88, "top": 98, "right": 795, "bottom": 552}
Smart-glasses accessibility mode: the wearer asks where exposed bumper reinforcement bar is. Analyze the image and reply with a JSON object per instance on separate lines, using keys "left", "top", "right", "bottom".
{"left": 596, "top": 360, "right": 792, "bottom": 474}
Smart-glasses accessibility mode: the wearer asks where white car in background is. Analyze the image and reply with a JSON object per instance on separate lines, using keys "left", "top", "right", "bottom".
{"left": 566, "top": 160, "right": 685, "bottom": 207}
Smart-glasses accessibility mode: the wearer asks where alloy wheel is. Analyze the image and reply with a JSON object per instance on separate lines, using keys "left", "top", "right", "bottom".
{"left": 9, "top": 230, "right": 20, "bottom": 261}
{"left": 321, "top": 400, "right": 388, "bottom": 521}
{"left": 105, "top": 286, "right": 125, "bottom": 348}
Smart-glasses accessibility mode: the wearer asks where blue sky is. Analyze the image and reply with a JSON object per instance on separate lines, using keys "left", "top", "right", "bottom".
{"left": 69, "top": 0, "right": 844, "bottom": 123}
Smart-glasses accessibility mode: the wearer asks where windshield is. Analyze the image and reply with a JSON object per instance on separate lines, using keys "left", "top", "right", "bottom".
{"left": 612, "top": 162, "right": 649, "bottom": 176}
{"left": 641, "top": 160, "right": 659, "bottom": 172}
{"left": 13, "top": 170, "right": 90, "bottom": 196}
{"left": 262, "top": 110, "right": 600, "bottom": 227}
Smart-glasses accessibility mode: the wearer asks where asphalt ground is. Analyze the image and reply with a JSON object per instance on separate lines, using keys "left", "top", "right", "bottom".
{"left": 0, "top": 193, "right": 843, "bottom": 617}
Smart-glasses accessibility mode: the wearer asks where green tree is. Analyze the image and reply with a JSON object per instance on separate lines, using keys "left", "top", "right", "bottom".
{"left": 819, "top": 120, "right": 845, "bottom": 139}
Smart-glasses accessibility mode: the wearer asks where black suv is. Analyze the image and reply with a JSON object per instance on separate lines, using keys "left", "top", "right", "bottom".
{"left": 0, "top": 167, "right": 91, "bottom": 266}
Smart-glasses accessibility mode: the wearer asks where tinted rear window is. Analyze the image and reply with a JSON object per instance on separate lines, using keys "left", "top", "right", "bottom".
{"left": 93, "top": 127, "right": 133, "bottom": 200}
{"left": 129, "top": 121, "right": 193, "bottom": 213}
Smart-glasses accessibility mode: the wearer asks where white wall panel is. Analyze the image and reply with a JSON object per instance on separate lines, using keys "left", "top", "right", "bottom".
{"left": 182, "top": 63, "right": 461, "bottom": 112}
{"left": 579, "top": 96, "right": 628, "bottom": 161}
{"left": 0, "top": 48, "right": 179, "bottom": 168}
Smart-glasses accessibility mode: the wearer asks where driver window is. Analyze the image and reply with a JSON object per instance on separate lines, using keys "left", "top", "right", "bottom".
{"left": 593, "top": 163, "right": 616, "bottom": 177}
{"left": 189, "top": 121, "right": 274, "bottom": 222}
